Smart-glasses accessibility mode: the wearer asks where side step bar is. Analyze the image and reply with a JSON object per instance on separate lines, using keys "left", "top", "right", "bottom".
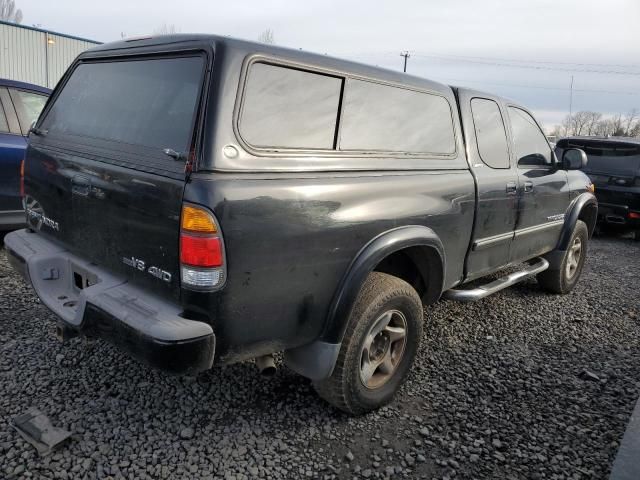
{"left": 444, "top": 258, "right": 549, "bottom": 302}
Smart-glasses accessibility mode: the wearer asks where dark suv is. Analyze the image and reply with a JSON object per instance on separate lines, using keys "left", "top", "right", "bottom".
{"left": 4, "top": 35, "right": 596, "bottom": 414}
{"left": 556, "top": 136, "right": 640, "bottom": 239}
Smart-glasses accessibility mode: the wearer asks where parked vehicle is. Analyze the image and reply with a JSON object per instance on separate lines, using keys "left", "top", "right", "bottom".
{"left": 0, "top": 79, "right": 51, "bottom": 230}
{"left": 556, "top": 136, "right": 640, "bottom": 240}
{"left": 4, "top": 35, "right": 597, "bottom": 414}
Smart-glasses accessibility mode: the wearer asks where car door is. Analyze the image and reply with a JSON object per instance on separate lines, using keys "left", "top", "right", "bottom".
{"left": 507, "top": 106, "right": 569, "bottom": 263}
{"left": 457, "top": 90, "right": 519, "bottom": 280}
{"left": 0, "top": 87, "right": 27, "bottom": 214}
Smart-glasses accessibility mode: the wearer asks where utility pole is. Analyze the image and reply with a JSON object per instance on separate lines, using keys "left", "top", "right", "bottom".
{"left": 400, "top": 51, "right": 410, "bottom": 73}
{"left": 568, "top": 75, "right": 574, "bottom": 134}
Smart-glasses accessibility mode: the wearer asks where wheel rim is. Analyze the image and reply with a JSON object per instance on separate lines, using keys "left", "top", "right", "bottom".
{"left": 359, "top": 309, "right": 408, "bottom": 389}
{"left": 565, "top": 236, "right": 583, "bottom": 279}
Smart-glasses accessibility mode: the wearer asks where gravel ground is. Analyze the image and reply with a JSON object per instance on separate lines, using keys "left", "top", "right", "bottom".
{"left": 1, "top": 232, "right": 639, "bottom": 480}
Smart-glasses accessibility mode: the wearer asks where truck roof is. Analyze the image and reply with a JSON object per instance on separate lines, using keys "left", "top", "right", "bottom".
{"left": 83, "top": 34, "right": 455, "bottom": 97}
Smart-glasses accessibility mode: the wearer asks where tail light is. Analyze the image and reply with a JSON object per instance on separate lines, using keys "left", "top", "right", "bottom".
{"left": 629, "top": 212, "right": 640, "bottom": 220}
{"left": 180, "top": 204, "right": 226, "bottom": 290}
{"left": 19, "top": 159, "right": 25, "bottom": 197}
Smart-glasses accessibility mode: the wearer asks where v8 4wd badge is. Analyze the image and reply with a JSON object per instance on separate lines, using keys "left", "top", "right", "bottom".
{"left": 122, "top": 256, "right": 172, "bottom": 283}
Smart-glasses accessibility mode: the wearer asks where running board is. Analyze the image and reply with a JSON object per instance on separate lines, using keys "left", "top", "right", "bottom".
{"left": 444, "top": 258, "right": 549, "bottom": 302}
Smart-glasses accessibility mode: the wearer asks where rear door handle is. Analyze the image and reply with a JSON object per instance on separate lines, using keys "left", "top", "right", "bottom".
{"left": 506, "top": 182, "right": 517, "bottom": 194}
{"left": 524, "top": 181, "right": 534, "bottom": 193}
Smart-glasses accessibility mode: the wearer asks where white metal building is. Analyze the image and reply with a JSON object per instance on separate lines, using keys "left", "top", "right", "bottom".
{"left": 0, "top": 20, "right": 100, "bottom": 89}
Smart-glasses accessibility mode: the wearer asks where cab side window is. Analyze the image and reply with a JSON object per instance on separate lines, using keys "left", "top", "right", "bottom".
{"left": 470, "top": 98, "right": 510, "bottom": 169}
{"left": 508, "top": 107, "right": 552, "bottom": 168}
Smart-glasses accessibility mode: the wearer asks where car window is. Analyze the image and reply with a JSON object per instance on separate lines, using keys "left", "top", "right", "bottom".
{"left": 239, "top": 63, "right": 342, "bottom": 150}
{"left": 508, "top": 107, "right": 551, "bottom": 167}
{"left": 40, "top": 56, "right": 205, "bottom": 154}
{"left": 339, "top": 79, "right": 456, "bottom": 155}
{"left": 10, "top": 89, "right": 47, "bottom": 132}
{"left": 470, "top": 98, "right": 510, "bottom": 168}
{"left": 0, "top": 102, "right": 9, "bottom": 133}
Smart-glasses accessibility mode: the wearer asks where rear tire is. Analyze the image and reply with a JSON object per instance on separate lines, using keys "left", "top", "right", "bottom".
{"left": 537, "top": 220, "right": 588, "bottom": 294}
{"left": 314, "top": 272, "right": 423, "bottom": 415}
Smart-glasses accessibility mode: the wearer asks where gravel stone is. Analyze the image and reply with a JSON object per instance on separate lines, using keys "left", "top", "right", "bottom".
{"left": 0, "top": 233, "right": 639, "bottom": 479}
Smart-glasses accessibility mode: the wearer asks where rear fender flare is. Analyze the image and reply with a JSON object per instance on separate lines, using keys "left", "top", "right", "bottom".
{"left": 284, "top": 225, "right": 445, "bottom": 380}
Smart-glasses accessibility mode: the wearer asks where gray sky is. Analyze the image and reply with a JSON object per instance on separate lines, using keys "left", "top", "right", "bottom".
{"left": 18, "top": 0, "right": 640, "bottom": 130}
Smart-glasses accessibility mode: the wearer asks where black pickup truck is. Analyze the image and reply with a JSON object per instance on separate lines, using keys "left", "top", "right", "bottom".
{"left": 556, "top": 136, "right": 640, "bottom": 239}
{"left": 4, "top": 35, "right": 597, "bottom": 414}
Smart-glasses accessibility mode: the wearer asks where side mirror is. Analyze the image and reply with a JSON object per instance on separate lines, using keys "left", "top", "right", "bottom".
{"left": 562, "top": 148, "right": 588, "bottom": 170}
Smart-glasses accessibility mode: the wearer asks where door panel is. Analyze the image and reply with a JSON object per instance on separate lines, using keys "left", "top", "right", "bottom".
{"left": 457, "top": 92, "right": 519, "bottom": 280}
{"left": 507, "top": 107, "right": 569, "bottom": 262}
{"left": 0, "top": 89, "right": 27, "bottom": 211}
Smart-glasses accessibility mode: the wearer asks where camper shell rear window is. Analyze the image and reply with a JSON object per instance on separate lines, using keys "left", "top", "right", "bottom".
{"left": 40, "top": 55, "right": 206, "bottom": 161}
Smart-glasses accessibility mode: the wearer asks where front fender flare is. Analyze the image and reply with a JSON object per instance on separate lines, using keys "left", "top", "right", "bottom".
{"left": 544, "top": 192, "right": 597, "bottom": 271}
{"left": 558, "top": 192, "right": 597, "bottom": 251}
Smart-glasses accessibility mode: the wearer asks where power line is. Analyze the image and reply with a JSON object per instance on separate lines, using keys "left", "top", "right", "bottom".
{"left": 335, "top": 50, "right": 640, "bottom": 71}
{"left": 410, "top": 52, "right": 640, "bottom": 76}
{"left": 437, "top": 77, "right": 640, "bottom": 96}
{"left": 410, "top": 51, "right": 640, "bottom": 70}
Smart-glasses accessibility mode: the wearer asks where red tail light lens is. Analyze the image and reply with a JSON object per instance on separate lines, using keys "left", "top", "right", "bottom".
{"left": 180, "top": 235, "right": 222, "bottom": 267}
{"left": 629, "top": 212, "right": 640, "bottom": 220}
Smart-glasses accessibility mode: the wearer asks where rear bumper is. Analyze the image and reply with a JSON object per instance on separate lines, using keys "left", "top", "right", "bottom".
{"left": 595, "top": 189, "right": 640, "bottom": 229}
{"left": 598, "top": 203, "right": 640, "bottom": 230}
{"left": 4, "top": 229, "right": 215, "bottom": 374}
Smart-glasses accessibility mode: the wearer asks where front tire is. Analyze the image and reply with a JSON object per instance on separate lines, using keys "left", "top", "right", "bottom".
{"left": 314, "top": 272, "right": 423, "bottom": 415}
{"left": 537, "top": 220, "right": 588, "bottom": 294}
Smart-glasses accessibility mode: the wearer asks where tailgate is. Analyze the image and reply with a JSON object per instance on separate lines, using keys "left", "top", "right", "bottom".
{"left": 24, "top": 53, "right": 207, "bottom": 299}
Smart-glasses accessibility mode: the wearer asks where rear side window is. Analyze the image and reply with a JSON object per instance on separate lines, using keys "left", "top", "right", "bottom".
{"left": 239, "top": 63, "right": 342, "bottom": 149}
{"left": 470, "top": 98, "right": 509, "bottom": 169}
{"left": 508, "top": 107, "right": 551, "bottom": 167}
{"left": 9, "top": 89, "right": 47, "bottom": 134}
{"left": 339, "top": 79, "right": 455, "bottom": 154}
{"left": 238, "top": 61, "right": 457, "bottom": 157}
{"left": 41, "top": 56, "right": 204, "bottom": 154}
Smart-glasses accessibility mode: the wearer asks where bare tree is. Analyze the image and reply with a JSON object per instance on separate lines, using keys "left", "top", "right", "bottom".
{"left": 623, "top": 108, "right": 638, "bottom": 136}
{"left": 258, "top": 28, "right": 275, "bottom": 44}
{"left": 610, "top": 113, "right": 625, "bottom": 136}
{"left": 154, "top": 23, "right": 180, "bottom": 35}
{"left": 553, "top": 110, "right": 640, "bottom": 139}
{"left": 584, "top": 112, "right": 602, "bottom": 136}
{"left": 0, "top": 0, "right": 23, "bottom": 23}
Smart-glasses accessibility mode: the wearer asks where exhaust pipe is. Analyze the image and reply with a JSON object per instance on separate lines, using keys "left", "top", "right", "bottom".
{"left": 255, "top": 354, "right": 276, "bottom": 377}
{"left": 55, "top": 325, "right": 77, "bottom": 343}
